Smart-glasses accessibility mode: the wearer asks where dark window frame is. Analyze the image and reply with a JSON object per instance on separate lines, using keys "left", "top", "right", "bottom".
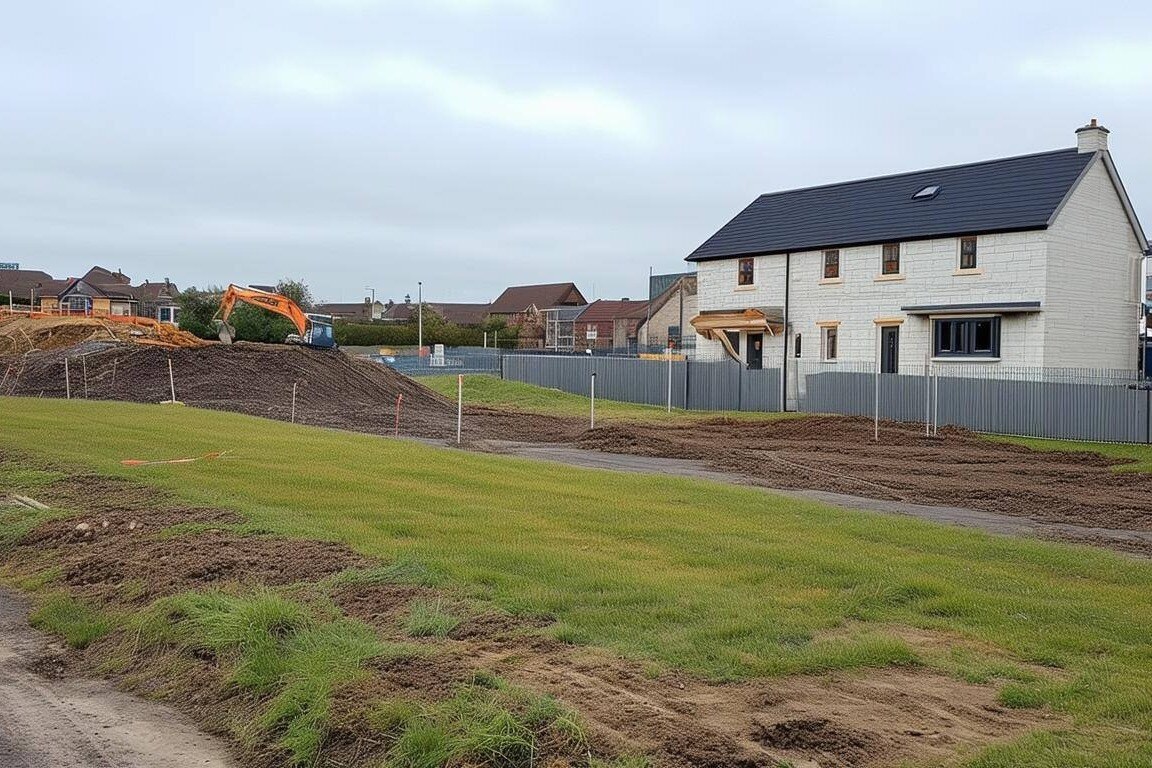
{"left": 933, "top": 317, "right": 1001, "bottom": 358}
{"left": 737, "top": 257, "right": 755, "bottom": 286}
{"left": 881, "top": 243, "right": 901, "bottom": 275}
{"left": 959, "top": 236, "right": 978, "bottom": 270}
{"left": 823, "top": 249, "right": 840, "bottom": 279}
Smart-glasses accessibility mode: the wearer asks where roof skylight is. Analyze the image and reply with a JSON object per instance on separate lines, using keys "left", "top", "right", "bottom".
{"left": 912, "top": 185, "right": 941, "bottom": 200}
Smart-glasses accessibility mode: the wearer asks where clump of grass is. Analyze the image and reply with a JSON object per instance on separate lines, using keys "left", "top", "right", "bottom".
{"left": 323, "top": 558, "right": 442, "bottom": 589}
{"left": 589, "top": 756, "right": 653, "bottom": 768}
{"left": 136, "top": 588, "right": 415, "bottom": 766}
{"left": 30, "top": 593, "right": 114, "bottom": 649}
{"left": 382, "top": 674, "right": 592, "bottom": 768}
{"left": 998, "top": 683, "right": 1046, "bottom": 709}
{"left": 0, "top": 506, "right": 62, "bottom": 549}
{"left": 405, "top": 600, "right": 460, "bottom": 638}
{"left": 158, "top": 521, "right": 273, "bottom": 539}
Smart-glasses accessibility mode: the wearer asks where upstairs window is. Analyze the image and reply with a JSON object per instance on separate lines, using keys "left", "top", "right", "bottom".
{"left": 737, "top": 257, "right": 755, "bottom": 286}
{"left": 823, "top": 250, "right": 840, "bottom": 279}
{"left": 959, "top": 236, "right": 978, "bottom": 270}
{"left": 881, "top": 243, "right": 901, "bottom": 275}
{"left": 933, "top": 317, "right": 1000, "bottom": 357}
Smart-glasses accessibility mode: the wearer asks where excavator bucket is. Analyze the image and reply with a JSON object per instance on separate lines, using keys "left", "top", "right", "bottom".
{"left": 215, "top": 320, "right": 235, "bottom": 344}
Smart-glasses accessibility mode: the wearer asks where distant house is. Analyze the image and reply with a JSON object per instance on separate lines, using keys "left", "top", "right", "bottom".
{"left": 382, "top": 300, "right": 491, "bottom": 326}
{"left": 488, "top": 283, "right": 586, "bottom": 325}
{"left": 574, "top": 299, "right": 649, "bottom": 351}
{"left": 638, "top": 274, "right": 698, "bottom": 350}
{"left": 0, "top": 269, "right": 58, "bottom": 305}
{"left": 315, "top": 299, "right": 386, "bottom": 322}
{"left": 33, "top": 267, "right": 181, "bottom": 324}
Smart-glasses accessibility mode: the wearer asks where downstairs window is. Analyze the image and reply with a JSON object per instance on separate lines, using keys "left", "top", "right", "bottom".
{"left": 933, "top": 317, "right": 1001, "bottom": 357}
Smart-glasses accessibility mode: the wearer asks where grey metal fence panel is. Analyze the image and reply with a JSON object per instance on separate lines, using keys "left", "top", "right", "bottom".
{"left": 796, "top": 360, "right": 1150, "bottom": 443}
{"left": 502, "top": 355, "right": 688, "bottom": 409}
{"left": 935, "top": 376, "right": 1148, "bottom": 443}
{"left": 501, "top": 355, "right": 782, "bottom": 412}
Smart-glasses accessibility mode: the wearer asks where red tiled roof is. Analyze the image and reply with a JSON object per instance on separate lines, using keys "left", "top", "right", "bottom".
{"left": 489, "top": 283, "right": 585, "bottom": 314}
{"left": 576, "top": 299, "right": 649, "bottom": 322}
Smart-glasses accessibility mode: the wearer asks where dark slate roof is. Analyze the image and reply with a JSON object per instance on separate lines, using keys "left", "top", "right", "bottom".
{"left": 686, "top": 148, "right": 1095, "bottom": 262}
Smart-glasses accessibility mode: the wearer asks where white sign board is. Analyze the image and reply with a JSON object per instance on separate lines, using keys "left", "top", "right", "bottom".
{"left": 585, "top": 328, "right": 598, "bottom": 340}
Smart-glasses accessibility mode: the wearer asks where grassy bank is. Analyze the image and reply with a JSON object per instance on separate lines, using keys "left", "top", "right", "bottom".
{"left": 420, "top": 373, "right": 796, "bottom": 423}
{"left": 3, "top": 398, "right": 1152, "bottom": 765}
{"left": 987, "top": 434, "right": 1152, "bottom": 473}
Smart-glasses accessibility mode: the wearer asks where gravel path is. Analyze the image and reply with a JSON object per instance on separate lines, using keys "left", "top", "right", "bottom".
{"left": 0, "top": 587, "right": 233, "bottom": 768}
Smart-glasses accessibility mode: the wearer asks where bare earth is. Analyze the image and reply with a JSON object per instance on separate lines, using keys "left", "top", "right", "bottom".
{"left": 0, "top": 586, "right": 233, "bottom": 768}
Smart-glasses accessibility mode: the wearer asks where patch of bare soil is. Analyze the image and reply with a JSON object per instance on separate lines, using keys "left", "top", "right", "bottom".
{"left": 328, "top": 574, "right": 1050, "bottom": 768}
{"left": 578, "top": 416, "right": 1152, "bottom": 553}
{"left": 0, "top": 449, "right": 1053, "bottom": 767}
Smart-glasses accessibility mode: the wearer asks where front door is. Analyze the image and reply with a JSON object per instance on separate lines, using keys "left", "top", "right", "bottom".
{"left": 746, "top": 333, "right": 763, "bottom": 370}
{"left": 881, "top": 325, "right": 899, "bottom": 374}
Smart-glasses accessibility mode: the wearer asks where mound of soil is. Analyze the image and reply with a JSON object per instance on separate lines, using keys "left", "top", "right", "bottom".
{"left": 0, "top": 315, "right": 205, "bottom": 354}
{"left": 1, "top": 341, "right": 581, "bottom": 442}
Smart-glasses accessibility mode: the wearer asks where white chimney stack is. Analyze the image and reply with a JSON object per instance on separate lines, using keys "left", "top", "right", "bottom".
{"left": 1076, "top": 118, "right": 1109, "bottom": 153}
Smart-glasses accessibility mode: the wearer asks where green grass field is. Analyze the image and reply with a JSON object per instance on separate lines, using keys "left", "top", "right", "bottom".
{"left": 420, "top": 373, "right": 796, "bottom": 422}
{"left": 3, "top": 397, "right": 1152, "bottom": 765}
{"left": 985, "top": 434, "right": 1152, "bottom": 473}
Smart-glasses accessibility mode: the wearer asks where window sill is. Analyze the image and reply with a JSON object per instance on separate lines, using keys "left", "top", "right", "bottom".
{"left": 819, "top": 277, "right": 843, "bottom": 285}
{"left": 952, "top": 268, "right": 985, "bottom": 277}
{"left": 734, "top": 285, "right": 757, "bottom": 292}
{"left": 874, "top": 273, "right": 906, "bottom": 283}
{"left": 931, "top": 357, "right": 1001, "bottom": 363}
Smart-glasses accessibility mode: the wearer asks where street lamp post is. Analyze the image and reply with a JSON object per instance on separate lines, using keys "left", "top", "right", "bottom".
{"left": 417, "top": 281, "right": 423, "bottom": 352}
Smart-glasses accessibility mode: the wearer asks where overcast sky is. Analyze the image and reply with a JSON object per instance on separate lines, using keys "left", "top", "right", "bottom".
{"left": 2, "top": 1, "right": 1149, "bottom": 304}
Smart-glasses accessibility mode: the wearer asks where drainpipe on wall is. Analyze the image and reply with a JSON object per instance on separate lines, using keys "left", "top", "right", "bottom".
{"left": 781, "top": 253, "right": 791, "bottom": 412}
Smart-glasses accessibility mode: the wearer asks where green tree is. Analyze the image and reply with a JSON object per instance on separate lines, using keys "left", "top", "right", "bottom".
{"left": 176, "top": 287, "right": 222, "bottom": 340}
{"left": 276, "top": 279, "right": 313, "bottom": 311}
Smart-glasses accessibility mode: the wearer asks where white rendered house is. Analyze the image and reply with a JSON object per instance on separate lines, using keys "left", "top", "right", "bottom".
{"left": 687, "top": 121, "right": 1148, "bottom": 376}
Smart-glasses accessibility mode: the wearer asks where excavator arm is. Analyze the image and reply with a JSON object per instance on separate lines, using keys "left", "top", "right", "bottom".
{"left": 214, "top": 285, "right": 310, "bottom": 342}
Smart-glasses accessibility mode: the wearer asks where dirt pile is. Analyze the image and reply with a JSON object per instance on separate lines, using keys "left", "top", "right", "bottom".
{"left": 0, "top": 315, "right": 206, "bottom": 354}
{"left": 1, "top": 341, "right": 581, "bottom": 442}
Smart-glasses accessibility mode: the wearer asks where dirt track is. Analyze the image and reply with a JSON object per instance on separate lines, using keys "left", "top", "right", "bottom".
{"left": 0, "top": 586, "right": 233, "bottom": 768}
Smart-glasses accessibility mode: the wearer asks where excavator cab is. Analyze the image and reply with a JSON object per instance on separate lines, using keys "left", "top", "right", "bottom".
{"left": 297, "top": 314, "right": 336, "bottom": 349}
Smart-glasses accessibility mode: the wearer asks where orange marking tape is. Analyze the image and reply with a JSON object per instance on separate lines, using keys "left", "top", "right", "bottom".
{"left": 120, "top": 451, "right": 227, "bottom": 467}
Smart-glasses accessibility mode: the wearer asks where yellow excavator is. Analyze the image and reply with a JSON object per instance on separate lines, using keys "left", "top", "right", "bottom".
{"left": 213, "top": 285, "right": 336, "bottom": 349}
